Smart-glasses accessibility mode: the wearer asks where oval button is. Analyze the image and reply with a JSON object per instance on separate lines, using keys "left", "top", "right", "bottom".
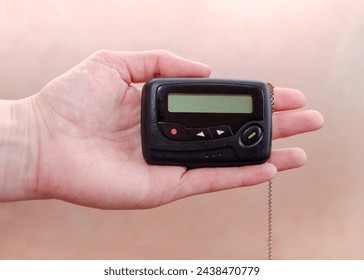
{"left": 241, "top": 125, "right": 262, "bottom": 146}
{"left": 158, "top": 122, "right": 191, "bottom": 140}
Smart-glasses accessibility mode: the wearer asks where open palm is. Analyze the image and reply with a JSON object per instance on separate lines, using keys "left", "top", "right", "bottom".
{"left": 31, "top": 50, "right": 323, "bottom": 209}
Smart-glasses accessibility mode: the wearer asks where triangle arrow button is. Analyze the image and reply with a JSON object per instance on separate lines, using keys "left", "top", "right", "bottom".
{"left": 216, "top": 129, "right": 225, "bottom": 135}
{"left": 208, "top": 125, "right": 233, "bottom": 139}
{"left": 187, "top": 128, "right": 212, "bottom": 140}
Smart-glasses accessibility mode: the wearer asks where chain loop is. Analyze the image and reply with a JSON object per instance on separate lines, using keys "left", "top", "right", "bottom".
{"left": 267, "top": 82, "right": 275, "bottom": 260}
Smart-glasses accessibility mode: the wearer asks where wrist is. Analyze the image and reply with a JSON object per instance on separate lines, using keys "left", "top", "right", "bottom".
{"left": 0, "top": 97, "right": 40, "bottom": 201}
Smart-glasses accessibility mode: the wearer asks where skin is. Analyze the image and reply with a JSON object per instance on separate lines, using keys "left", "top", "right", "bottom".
{"left": 0, "top": 50, "right": 324, "bottom": 209}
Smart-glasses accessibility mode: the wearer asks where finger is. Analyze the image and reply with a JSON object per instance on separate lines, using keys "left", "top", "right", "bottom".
{"left": 269, "top": 148, "right": 307, "bottom": 171}
{"left": 273, "top": 109, "right": 324, "bottom": 140}
{"left": 94, "top": 49, "right": 211, "bottom": 84}
{"left": 175, "top": 163, "right": 277, "bottom": 199}
{"left": 273, "top": 87, "right": 306, "bottom": 111}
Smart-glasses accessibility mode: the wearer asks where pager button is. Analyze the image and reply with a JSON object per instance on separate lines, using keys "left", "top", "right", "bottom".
{"left": 241, "top": 125, "right": 262, "bottom": 146}
{"left": 158, "top": 122, "right": 191, "bottom": 140}
{"left": 209, "top": 125, "right": 233, "bottom": 139}
{"left": 187, "top": 128, "right": 212, "bottom": 140}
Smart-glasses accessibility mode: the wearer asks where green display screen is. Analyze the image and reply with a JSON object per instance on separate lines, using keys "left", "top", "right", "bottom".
{"left": 168, "top": 93, "right": 253, "bottom": 113}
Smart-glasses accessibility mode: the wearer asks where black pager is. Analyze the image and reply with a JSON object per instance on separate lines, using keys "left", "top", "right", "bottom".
{"left": 141, "top": 78, "right": 272, "bottom": 168}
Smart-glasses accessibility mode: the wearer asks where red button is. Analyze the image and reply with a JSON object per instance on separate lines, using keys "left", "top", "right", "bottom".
{"left": 158, "top": 122, "right": 191, "bottom": 140}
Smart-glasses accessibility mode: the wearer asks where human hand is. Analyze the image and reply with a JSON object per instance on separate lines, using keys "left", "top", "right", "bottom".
{"left": 1, "top": 50, "right": 323, "bottom": 209}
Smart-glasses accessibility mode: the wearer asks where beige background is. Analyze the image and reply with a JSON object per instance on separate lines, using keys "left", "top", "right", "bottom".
{"left": 0, "top": 0, "right": 364, "bottom": 259}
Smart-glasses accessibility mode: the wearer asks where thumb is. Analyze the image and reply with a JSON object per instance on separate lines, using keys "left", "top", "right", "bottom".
{"left": 90, "top": 49, "right": 211, "bottom": 84}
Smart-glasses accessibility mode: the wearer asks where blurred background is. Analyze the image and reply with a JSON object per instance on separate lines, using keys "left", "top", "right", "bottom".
{"left": 0, "top": 0, "right": 363, "bottom": 259}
